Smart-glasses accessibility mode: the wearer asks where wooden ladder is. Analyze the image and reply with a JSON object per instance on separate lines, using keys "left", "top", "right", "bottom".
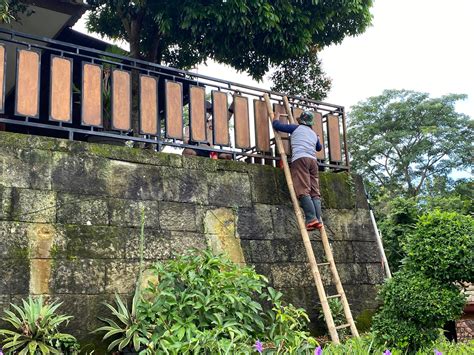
{"left": 263, "top": 94, "right": 359, "bottom": 344}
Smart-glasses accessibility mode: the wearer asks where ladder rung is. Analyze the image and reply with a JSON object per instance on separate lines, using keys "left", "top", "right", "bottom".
{"left": 327, "top": 294, "right": 341, "bottom": 299}
{"left": 279, "top": 113, "right": 289, "bottom": 116}
{"left": 335, "top": 323, "right": 351, "bottom": 330}
{"left": 317, "top": 262, "right": 330, "bottom": 266}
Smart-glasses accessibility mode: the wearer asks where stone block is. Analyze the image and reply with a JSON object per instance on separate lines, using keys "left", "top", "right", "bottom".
{"left": 0, "top": 258, "right": 29, "bottom": 293}
{"left": 11, "top": 189, "right": 56, "bottom": 223}
{"left": 241, "top": 240, "right": 308, "bottom": 264}
{"left": 87, "top": 143, "right": 182, "bottom": 168}
{"left": 161, "top": 167, "right": 208, "bottom": 204}
{"left": 55, "top": 225, "right": 126, "bottom": 259}
{"left": 125, "top": 229, "right": 206, "bottom": 260}
{"left": 248, "top": 166, "right": 280, "bottom": 204}
{"left": 352, "top": 241, "right": 381, "bottom": 263}
{"left": 0, "top": 186, "right": 12, "bottom": 220}
{"left": 249, "top": 263, "right": 273, "bottom": 283}
{"left": 159, "top": 202, "right": 197, "bottom": 231}
{"left": 319, "top": 172, "right": 355, "bottom": 209}
{"left": 57, "top": 193, "right": 108, "bottom": 225}
{"left": 105, "top": 160, "right": 164, "bottom": 200}
{"left": 366, "top": 263, "right": 386, "bottom": 284}
{"left": 51, "top": 152, "right": 108, "bottom": 195}
{"left": 105, "top": 260, "right": 141, "bottom": 293}
{"left": 30, "top": 259, "right": 52, "bottom": 294}
{"left": 271, "top": 263, "right": 331, "bottom": 288}
{"left": 271, "top": 205, "right": 299, "bottom": 239}
{"left": 330, "top": 241, "right": 355, "bottom": 263}
{"left": 0, "top": 149, "right": 52, "bottom": 189}
{"left": 344, "top": 284, "right": 380, "bottom": 314}
{"left": 169, "top": 231, "right": 207, "bottom": 256}
{"left": 336, "top": 263, "right": 368, "bottom": 284}
{"left": 352, "top": 174, "right": 370, "bottom": 210}
{"left": 237, "top": 204, "right": 274, "bottom": 240}
{"left": 274, "top": 169, "right": 291, "bottom": 205}
{"left": 108, "top": 198, "right": 159, "bottom": 228}
{"left": 182, "top": 155, "right": 217, "bottom": 171}
{"left": 50, "top": 259, "right": 106, "bottom": 294}
{"left": 0, "top": 295, "right": 10, "bottom": 313}
{"left": 279, "top": 287, "right": 308, "bottom": 309}
{"left": 207, "top": 171, "right": 251, "bottom": 207}
{"left": 0, "top": 221, "right": 29, "bottom": 258}
{"left": 28, "top": 224, "right": 57, "bottom": 259}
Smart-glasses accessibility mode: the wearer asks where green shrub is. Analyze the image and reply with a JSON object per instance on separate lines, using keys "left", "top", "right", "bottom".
{"left": 378, "top": 196, "right": 420, "bottom": 271}
{"left": 0, "top": 296, "right": 79, "bottom": 354}
{"left": 320, "top": 333, "right": 474, "bottom": 354}
{"left": 403, "top": 210, "right": 474, "bottom": 283}
{"left": 96, "top": 249, "right": 319, "bottom": 354}
{"left": 371, "top": 271, "right": 466, "bottom": 351}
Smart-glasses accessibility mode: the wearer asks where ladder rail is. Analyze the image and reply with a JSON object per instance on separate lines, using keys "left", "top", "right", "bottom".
{"left": 263, "top": 94, "right": 340, "bottom": 343}
{"left": 265, "top": 93, "right": 360, "bottom": 342}
{"left": 320, "top": 227, "right": 359, "bottom": 337}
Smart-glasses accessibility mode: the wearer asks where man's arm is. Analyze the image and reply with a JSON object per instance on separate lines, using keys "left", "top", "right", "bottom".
{"left": 316, "top": 136, "right": 322, "bottom": 152}
{"left": 272, "top": 113, "right": 299, "bottom": 133}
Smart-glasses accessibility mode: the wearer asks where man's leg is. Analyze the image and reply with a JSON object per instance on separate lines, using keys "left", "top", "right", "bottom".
{"left": 292, "top": 158, "right": 318, "bottom": 228}
{"left": 309, "top": 160, "right": 323, "bottom": 226}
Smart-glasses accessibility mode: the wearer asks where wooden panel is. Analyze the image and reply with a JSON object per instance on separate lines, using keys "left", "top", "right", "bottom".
{"left": 112, "top": 69, "right": 131, "bottom": 131}
{"left": 293, "top": 107, "right": 303, "bottom": 123}
{"left": 274, "top": 103, "right": 290, "bottom": 154}
{"left": 254, "top": 99, "right": 270, "bottom": 152}
{"left": 15, "top": 49, "right": 40, "bottom": 117}
{"left": 312, "top": 111, "right": 326, "bottom": 160}
{"left": 189, "top": 86, "right": 206, "bottom": 142}
{"left": 327, "top": 114, "right": 342, "bottom": 162}
{"left": 165, "top": 80, "right": 183, "bottom": 139}
{"left": 0, "top": 44, "right": 5, "bottom": 113}
{"left": 82, "top": 63, "right": 102, "bottom": 127}
{"left": 234, "top": 95, "right": 250, "bottom": 149}
{"left": 50, "top": 56, "right": 72, "bottom": 122}
{"left": 139, "top": 75, "right": 158, "bottom": 135}
{"left": 212, "top": 91, "right": 229, "bottom": 146}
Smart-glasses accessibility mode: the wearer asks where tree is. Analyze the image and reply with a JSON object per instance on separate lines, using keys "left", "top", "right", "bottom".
{"left": 0, "top": 0, "right": 29, "bottom": 23}
{"left": 348, "top": 90, "right": 473, "bottom": 197}
{"left": 270, "top": 48, "right": 332, "bottom": 100}
{"left": 86, "top": 0, "right": 373, "bottom": 79}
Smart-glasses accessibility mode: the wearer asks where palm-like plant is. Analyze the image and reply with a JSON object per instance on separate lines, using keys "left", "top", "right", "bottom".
{"left": 94, "top": 290, "right": 150, "bottom": 353}
{"left": 0, "top": 296, "right": 78, "bottom": 354}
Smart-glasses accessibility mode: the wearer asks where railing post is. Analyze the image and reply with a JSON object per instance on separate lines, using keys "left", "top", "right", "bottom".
{"left": 341, "top": 107, "right": 350, "bottom": 171}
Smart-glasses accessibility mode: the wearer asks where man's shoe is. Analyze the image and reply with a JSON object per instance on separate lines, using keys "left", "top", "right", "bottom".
{"left": 306, "top": 219, "right": 319, "bottom": 231}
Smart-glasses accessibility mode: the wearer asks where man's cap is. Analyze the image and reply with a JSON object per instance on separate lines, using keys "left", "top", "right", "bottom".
{"left": 299, "top": 110, "right": 314, "bottom": 126}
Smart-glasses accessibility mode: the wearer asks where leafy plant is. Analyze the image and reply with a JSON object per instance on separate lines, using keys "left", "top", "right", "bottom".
{"left": 320, "top": 334, "right": 474, "bottom": 354}
{"left": 0, "top": 296, "right": 79, "bottom": 354}
{"left": 318, "top": 298, "right": 349, "bottom": 340}
{"left": 403, "top": 210, "right": 474, "bottom": 283}
{"left": 371, "top": 271, "right": 466, "bottom": 351}
{"left": 96, "top": 248, "right": 319, "bottom": 354}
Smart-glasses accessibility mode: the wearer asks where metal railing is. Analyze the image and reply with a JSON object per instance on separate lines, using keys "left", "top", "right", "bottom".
{"left": 0, "top": 28, "right": 349, "bottom": 171}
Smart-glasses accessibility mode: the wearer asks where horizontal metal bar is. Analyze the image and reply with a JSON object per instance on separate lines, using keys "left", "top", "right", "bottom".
{"left": 0, "top": 28, "right": 344, "bottom": 110}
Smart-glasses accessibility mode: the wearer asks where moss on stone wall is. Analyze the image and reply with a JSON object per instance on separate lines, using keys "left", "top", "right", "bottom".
{"left": 0, "top": 131, "right": 383, "bottom": 346}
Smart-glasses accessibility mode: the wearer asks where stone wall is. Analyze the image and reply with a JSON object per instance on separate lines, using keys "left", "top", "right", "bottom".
{"left": 0, "top": 131, "right": 385, "bottom": 347}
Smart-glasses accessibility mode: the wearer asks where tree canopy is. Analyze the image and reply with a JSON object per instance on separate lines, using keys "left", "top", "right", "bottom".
{"left": 270, "top": 49, "right": 332, "bottom": 101}
{"left": 86, "top": 0, "right": 373, "bottom": 79}
{"left": 348, "top": 89, "right": 473, "bottom": 197}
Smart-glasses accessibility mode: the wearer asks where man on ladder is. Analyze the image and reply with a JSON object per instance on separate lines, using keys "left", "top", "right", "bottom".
{"left": 272, "top": 110, "right": 324, "bottom": 231}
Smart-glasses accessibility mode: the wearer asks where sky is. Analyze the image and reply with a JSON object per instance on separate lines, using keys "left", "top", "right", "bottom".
{"left": 74, "top": 0, "right": 474, "bottom": 118}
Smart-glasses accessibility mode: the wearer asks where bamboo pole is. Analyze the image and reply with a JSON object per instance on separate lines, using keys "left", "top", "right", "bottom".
{"left": 263, "top": 94, "right": 340, "bottom": 343}
{"left": 281, "top": 95, "right": 359, "bottom": 339}
{"left": 320, "top": 227, "right": 360, "bottom": 337}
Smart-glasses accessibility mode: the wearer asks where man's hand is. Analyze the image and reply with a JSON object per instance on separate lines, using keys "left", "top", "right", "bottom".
{"left": 274, "top": 111, "right": 280, "bottom": 120}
